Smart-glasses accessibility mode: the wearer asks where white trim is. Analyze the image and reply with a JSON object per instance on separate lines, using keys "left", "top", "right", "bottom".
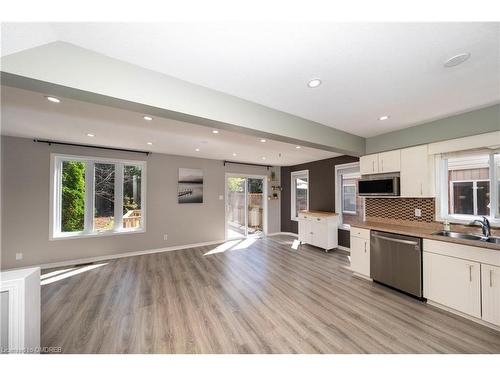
{"left": 5, "top": 240, "right": 227, "bottom": 271}
{"left": 267, "top": 232, "right": 298, "bottom": 237}
{"left": 225, "top": 173, "right": 268, "bottom": 241}
{"left": 50, "top": 153, "right": 147, "bottom": 240}
{"left": 334, "top": 162, "right": 361, "bottom": 226}
{"left": 337, "top": 245, "right": 350, "bottom": 252}
{"left": 427, "top": 300, "right": 500, "bottom": 332}
{"left": 290, "top": 169, "right": 309, "bottom": 221}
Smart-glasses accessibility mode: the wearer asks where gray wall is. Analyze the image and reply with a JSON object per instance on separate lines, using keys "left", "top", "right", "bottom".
{"left": 366, "top": 104, "right": 500, "bottom": 154}
{"left": 280, "top": 155, "right": 359, "bottom": 234}
{"left": 1, "top": 136, "right": 280, "bottom": 269}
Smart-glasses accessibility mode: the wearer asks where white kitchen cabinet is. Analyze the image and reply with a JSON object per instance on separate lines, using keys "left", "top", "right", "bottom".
{"left": 297, "top": 212, "right": 339, "bottom": 251}
{"left": 378, "top": 150, "right": 401, "bottom": 173}
{"left": 481, "top": 264, "right": 500, "bottom": 326}
{"left": 400, "top": 145, "right": 434, "bottom": 197}
{"left": 423, "top": 251, "right": 481, "bottom": 318}
{"left": 360, "top": 154, "right": 379, "bottom": 175}
{"left": 350, "top": 227, "right": 371, "bottom": 278}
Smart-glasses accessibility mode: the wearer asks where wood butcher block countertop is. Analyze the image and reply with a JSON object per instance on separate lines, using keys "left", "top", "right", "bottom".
{"left": 299, "top": 210, "right": 338, "bottom": 217}
{"left": 350, "top": 220, "right": 500, "bottom": 251}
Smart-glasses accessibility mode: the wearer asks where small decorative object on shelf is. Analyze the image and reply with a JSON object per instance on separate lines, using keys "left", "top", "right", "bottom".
{"left": 271, "top": 185, "right": 282, "bottom": 192}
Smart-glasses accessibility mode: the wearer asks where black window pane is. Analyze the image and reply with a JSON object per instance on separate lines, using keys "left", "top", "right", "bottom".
{"left": 476, "top": 181, "right": 490, "bottom": 216}
{"left": 452, "top": 182, "right": 473, "bottom": 215}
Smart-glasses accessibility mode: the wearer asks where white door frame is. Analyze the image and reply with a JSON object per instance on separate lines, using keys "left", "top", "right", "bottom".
{"left": 225, "top": 173, "right": 268, "bottom": 240}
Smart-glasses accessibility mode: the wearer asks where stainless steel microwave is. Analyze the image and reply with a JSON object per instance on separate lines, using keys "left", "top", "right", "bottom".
{"left": 358, "top": 176, "right": 400, "bottom": 196}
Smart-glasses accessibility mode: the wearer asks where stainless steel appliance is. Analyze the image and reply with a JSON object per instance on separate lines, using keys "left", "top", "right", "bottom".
{"left": 358, "top": 176, "right": 400, "bottom": 196}
{"left": 370, "top": 230, "right": 422, "bottom": 298}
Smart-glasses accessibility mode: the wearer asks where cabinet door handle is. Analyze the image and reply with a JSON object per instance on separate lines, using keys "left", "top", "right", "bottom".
{"left": 490, "top": 269, "right": 493, "bottom": 287}
{"left": 420, "top": 183, "right": 423, "bottom": 196}
{"left": 364, "top": 242, "right": 367, "bottom": 253}
{"left": 381, "top": 159, "right": 384, "bottom": 172}
{"left": 372, "top": 160, "right": 375, "bottom": 172}
{"left": 469, "top": 265, "right": 473, "bottom": 282}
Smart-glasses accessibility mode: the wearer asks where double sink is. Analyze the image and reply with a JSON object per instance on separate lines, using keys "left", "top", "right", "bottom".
{"left": 432, "top": 230, "right": 500, "bottom": 244}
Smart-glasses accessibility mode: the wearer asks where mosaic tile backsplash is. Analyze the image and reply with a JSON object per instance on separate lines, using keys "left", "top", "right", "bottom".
{"left": 365, "top": 198, "right": 435, "bottom": 223}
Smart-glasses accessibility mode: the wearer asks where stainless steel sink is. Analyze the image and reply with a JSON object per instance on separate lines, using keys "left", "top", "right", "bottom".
{"left": 432, "top": 230, "right": 500, "bottom": 244}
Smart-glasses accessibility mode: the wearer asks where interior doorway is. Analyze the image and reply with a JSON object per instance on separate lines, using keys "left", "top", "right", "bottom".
{"left": 225, "top": 174, "right": 267, "bottom": 240}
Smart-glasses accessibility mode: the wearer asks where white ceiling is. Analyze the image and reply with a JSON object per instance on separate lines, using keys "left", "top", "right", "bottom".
{"left": 1, "top": 86, "right": 339, "bottom": 166}
{"left": 2, "top": 22, "right": 499, "bottom": 137}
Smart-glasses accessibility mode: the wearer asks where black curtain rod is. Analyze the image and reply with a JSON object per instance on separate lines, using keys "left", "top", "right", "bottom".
{"left": 223, "top": 160, "right": 271, "bottom": 170}
{"left": 33, "top": 139, "right": 151, "bottom": 156}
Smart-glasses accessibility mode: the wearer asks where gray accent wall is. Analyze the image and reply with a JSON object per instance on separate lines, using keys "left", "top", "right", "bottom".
{"left": 280, "top": 155, "right": 359, "bottom": 234}
{"left": 366, "top": 104, "right": 500, "bottom": 154}
{"left": 1, "top": 136, "right": 280, "bottom": 269}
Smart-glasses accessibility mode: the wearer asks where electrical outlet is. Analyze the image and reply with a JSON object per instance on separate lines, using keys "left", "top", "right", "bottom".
{"left": 163, "top": 234, "right": 168, "bottom": 241}
{"left": 16, "top": 253, "right": 23, "bottom": 260}
{"left": 415, "top": 208, "right": 422, "bottom": 217}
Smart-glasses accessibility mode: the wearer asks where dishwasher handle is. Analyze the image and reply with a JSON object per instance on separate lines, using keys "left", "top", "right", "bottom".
{"left": 371, "top": 233, "right": 420, "bottom": 246}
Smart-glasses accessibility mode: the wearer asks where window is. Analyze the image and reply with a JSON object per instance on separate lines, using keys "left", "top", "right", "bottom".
{"left": 291, "top": 170, "right": 309, "bottom": 220}
{"left": 335, "top": 163, "right": 362, "bottom": 226}
{"left": 439, "top": 152, "right": 499, "bottom": 224}
{"left": 51, "top": 154, "right": 146, "bottom": 239}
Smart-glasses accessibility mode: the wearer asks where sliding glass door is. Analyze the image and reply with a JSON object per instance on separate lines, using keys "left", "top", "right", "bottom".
{"left": 226, "top": 174, "right": 266, "bottom": 239}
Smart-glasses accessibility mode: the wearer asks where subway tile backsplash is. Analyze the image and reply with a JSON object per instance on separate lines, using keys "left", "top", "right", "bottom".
{"left": 365, "top": 198, "right": 435, "bottom": 223}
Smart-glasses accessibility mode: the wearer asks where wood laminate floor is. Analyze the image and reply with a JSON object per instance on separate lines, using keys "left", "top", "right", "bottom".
{"left": 41, "top": 235, "right": 500, "bottom": 353}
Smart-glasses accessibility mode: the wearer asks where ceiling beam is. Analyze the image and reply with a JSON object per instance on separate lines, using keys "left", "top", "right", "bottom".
{"left": 0, "top": 41, "right": 365, "bottom": 156}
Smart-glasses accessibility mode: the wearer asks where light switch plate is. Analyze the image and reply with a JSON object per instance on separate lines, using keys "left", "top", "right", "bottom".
{"left": 219, "top": 195, "right": 224, "bottom": 200}
{"left": 16, "top": 253, "right": 23, "bottom": 260}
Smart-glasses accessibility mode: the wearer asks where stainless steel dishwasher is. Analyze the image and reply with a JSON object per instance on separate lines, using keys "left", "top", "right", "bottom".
{"left": 370, "top": 230, "right": 423, "bottom": 299}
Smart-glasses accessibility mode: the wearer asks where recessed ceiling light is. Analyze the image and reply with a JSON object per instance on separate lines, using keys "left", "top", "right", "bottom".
{"left": 232, "top": 153, "right": 237, "bottom": 157}
{"left": 46, "top": 96, "right": 61, "bottom": 103}
{"left": 212, "top": 130, "right": 219, "bottom": 134}
{"left": 307, "top": 79, "right": 322, "bottom": 88}
{"left": 295, "top": 146, "right": 301, "bottom": 149}
{"left": 195, "top": 148, "right": 200, "bottom": 152}
{"left": 143, "top": 115, "right": 153, "bottom": 121}
{"left": 378, "top": 115, "right": 390, "bottom": 121}
{"left": 260, "top": 139, "right": 267, "bottom": 143}
{"left": 262, "top": 156, "right": 266, "bottom": 160}
{"left": 87, "top": 133, "right": 95, "bottom": 137}
{"left": 444, "top": 53, "right": 471, "bottom": 68}
{"left": 147, "top": 142, "right": 153, "bottom": 145}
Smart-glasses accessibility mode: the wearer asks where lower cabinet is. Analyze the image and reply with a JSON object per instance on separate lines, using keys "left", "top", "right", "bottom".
{"left": 423, "top": 252, "right": 481, "bottom": 318}
{"left": 297, "top": 212, "right": 339, "bottom": 251}
{"left": 481, "top": 264, "right": 500, "bottom": 326}
{"left": 423, "top": 239, "right": 500, "bottom": 327}
{"left": 350, "top": 227, "right": 370, "bottom": 278}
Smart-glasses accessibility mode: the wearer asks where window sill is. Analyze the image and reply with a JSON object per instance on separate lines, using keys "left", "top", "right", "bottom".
{"left": 437, "top": 215, "right": 500, "bottom": 228}
{"left": 50, "top": 228, "right": 145, "bottom": 241}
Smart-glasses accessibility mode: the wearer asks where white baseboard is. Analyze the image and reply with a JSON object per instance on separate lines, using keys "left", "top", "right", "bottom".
{"left": 267, "top": 232, "right": 298, "bottom": 237}
{"left": 426, "top": 300, "right": 500, "bottom": 332}
{"left": 24, "top": 239, "right": 226, "bottom": 270}
{"left": 337, "top": 245, "right": 350, "bottom": 252}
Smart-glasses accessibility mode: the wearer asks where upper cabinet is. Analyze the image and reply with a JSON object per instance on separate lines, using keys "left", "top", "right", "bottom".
{"left": 360, "top": 145, "right": 434, "bottom": 197}
{"left": 400, "top": 145, "right": 434, "bottom": 197}
{"left": 378, "top": 150, "right": 401, "bottom": 173}
{"left": 360, "top": 154, "right": 379, "bottom": 175}
{"left": 360, "top": 150, "right": 401, "bottom": 175}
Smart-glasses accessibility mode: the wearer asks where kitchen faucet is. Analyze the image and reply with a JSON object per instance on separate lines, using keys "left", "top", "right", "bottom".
{"left": 470, "top": 216, "right": 491, "bottom": 238}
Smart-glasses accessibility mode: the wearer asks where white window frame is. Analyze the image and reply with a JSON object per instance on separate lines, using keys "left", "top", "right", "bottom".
{"left": 334, "top": 162, "right": 361, "bottom": 228}
{"left": 342, "top": 183, "right": 357, "bottom": 215}
{"left": 437, "top": 153, "right": 499, "bottom": 226}
{"left": 50, "top": 153, "right": 147, "bottom": 240}
{"left": 449, "top": 179, "right": 489, "bottom": 217}
{"left": 291, "top": 170, "right": 309, "bottom": 221}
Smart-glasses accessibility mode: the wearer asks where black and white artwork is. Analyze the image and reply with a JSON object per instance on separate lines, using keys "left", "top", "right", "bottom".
{"left": 178, "top": 168, "right": 203, "bottom": 203}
